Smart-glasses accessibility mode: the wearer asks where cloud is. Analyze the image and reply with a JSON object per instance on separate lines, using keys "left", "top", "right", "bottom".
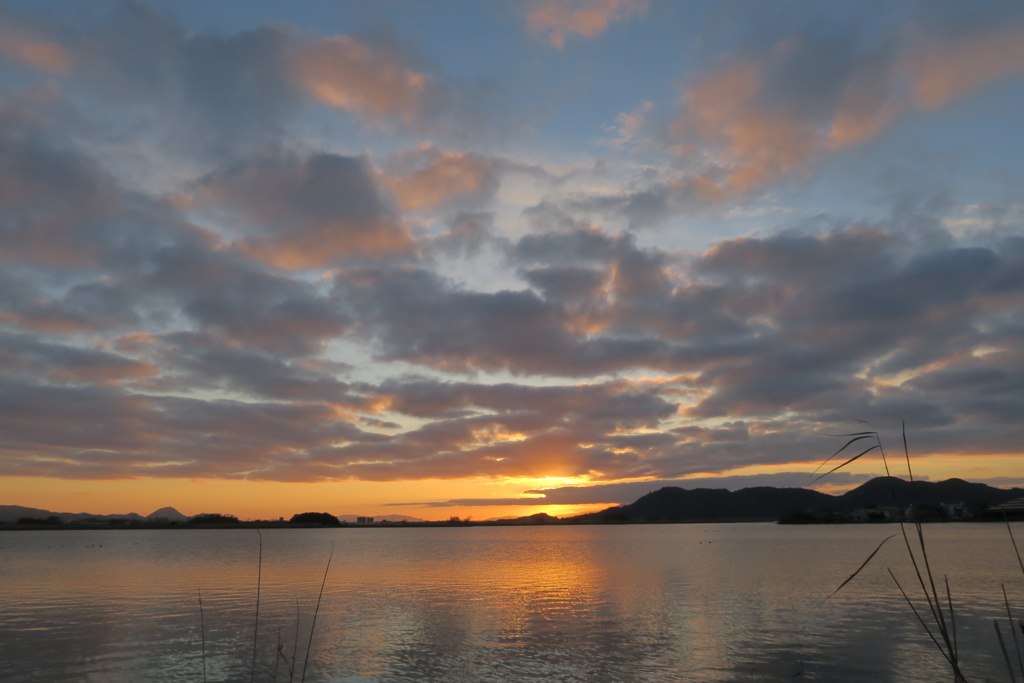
{"left": 429, "top": 212, "right": 494, "bottom": 258}
{"left": 73, "top": 3, "right": 297, "bottom": 159}
{"left": 602, "top": 100, "right": 653, "bottom": 151}
{"left": 198, "top": 151, "right": 414, "bottom": 269}
{"left": 390, "top": 471, "right": 876, "bottom": 507}
{"left": 526, "top": 0, "right": 648, "bottom": 49}
{"left": 335, "top": 262, "right": 683, "bottom": 376}
{"left": 0, "top": 27, "right": 72, "bottom": 75}
{"left": 0, "top": 99, "right": 122, "bottom": 267}
{"left": 0, "top": 333, "right": 155, "bottom": 385}
{"left": 290, "top": 35, "right": 431, "bottom": 127}
{"left": 142, "top": 333, "right": 369, "bottom": 407}
{"left": 0, "top": 4, "right": 496, "bottom": 158}
{"left": 907, "top": 25, "right": 1024, "bottom": 110}
{"left": 139, "top": 240, "right": 352, "bottom": 356}
{"left": 382, "top": 145, "right": 499, "bottom": 211}
{"left": 672, "top": 16, "right": 1024, "bottom": 194}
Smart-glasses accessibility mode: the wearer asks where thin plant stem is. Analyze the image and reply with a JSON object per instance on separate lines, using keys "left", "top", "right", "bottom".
{"left": 273, "top": 625, "right": 282, "bottom": 682}
{"left": 1006, "top": 513, "right": 1024, "bottom": 578}
{"left": 1004, "top": 584, "right": 1024, "bottom": 679}
{"left": 821, "top": 424, "right": 965, "bottom": 682}
{"left": 289, "top": 599, "right": 300, "bottom": 682}
{"left": 996, "top": 620, "right": 1018, "bottom": 683}
{"left": 825, "top": 534, "right": 895, "bottom": 601}
{"left": 915, "top": 521, "right": 953, "bottom": 654}
{"left": 902, "top": 419, "right": 913, "bottom": 483}
{"left": 945, "top": 575, "right": 957, "bottom": 663}
{"left": 252, "top": 529, "right": 263, "bottom": 683}
{"left": 300, "top": 544, "right": 334, "bottom": 683}
{"left": 198, "top": 588, "right": 207, "bottom": 683}
{"left": 888, "top": 569, "right": 956, "bottom": 669}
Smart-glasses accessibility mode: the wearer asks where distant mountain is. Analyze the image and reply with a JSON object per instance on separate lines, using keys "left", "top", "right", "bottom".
{"left": 833, "top": 477, "right": 1016, "bottom": 510}
{"left": 146, "top": 507, "right": 189, "bottom": 523}
{"left": 505, "top": 512, "right": 561, "bottom": 525}
{"left": 0, "top": 505, "right": 145, "bottom": 524}
{"left": 573, "top": 477, "right": 1024, "bottom": 523}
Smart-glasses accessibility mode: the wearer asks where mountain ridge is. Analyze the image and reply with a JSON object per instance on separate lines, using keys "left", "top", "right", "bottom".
{"left": 570, "top": 476, "right": 1024, "bottom": 523}
{"left": 0, "top": 505, "right": 189, "bottom": 524}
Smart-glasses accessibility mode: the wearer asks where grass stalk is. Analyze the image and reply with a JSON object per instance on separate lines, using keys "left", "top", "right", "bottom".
{"left": 198, "top": 588, "right": 208, "bottom": 683}
{"left": 945, "top": 575, "right": 958, "bottom": 663}
{"left": 300, "top": 543, "right": 334, "bottom": 683}
{"left": 273, "top": 626, "right": 282, "bottom": 682}
{"left": 996, "top": 620, "right": 1018, "bottom": 683}
{"left": 1003, "top": 584, "right": 1024, "bottom": 679}
{"left": 822, "top": 422, "right": 968, "bottom": 682}
{"left": 290, "top": 600, "right": 300, "bottom": 683}
{"left": 1006, "top": 514, "right": 1024, "bottom": 578}
{"left": 252, "top": 529, "right": 263, "bottom": 683}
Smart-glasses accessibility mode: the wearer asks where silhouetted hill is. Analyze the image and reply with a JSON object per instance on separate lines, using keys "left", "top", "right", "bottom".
{"left": 146, "top": 507, "right": 189, "bottom": 523}
{"left": 506, "top": 512, "right": 560, "bottom": 525}
{"left": 834, "top": 477, "right": 1019, "bottom": 510}
{"left": 573, "top": 478, "right": 1024, "bottom": 523}
{"left": 0, "top": 505, "right": 145, "bottom": 524}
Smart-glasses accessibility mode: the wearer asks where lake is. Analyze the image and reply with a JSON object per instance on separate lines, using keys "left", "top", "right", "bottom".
{"left": 1, "top": 523, "right": 1023, "bottom": 682}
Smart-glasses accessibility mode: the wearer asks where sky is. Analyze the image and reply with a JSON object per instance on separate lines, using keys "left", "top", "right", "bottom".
{"left": 1, "top": 0, "right": 1023, "bottom": 521}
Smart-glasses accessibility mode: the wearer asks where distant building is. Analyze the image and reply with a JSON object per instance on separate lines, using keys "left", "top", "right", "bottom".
{"left": 988, "top": 497, "right": 1024, "bottom": 520}
{"left": 941, "top": 502, "right": 967, "bottom": 520}
{"left": 356, "top": 516, "right": 374, "bottom": 524}
{"left": 851, "top": 505, "right": 901, "bottom": 522}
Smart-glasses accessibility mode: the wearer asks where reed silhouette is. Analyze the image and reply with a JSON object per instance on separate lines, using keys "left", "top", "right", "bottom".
{"left": 821, "top": 421, "right": 1024, "bottom": 682}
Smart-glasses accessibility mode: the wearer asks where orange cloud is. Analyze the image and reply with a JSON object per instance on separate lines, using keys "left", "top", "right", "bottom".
{"left": 826, "top": 72, "right": 902, "bottom": 149}
{"left": 384, "top": 148, "right": 495, "bottom": 211}
{"left": 676, "top": 60, "right": 821, "bottom": 192}
{"left": 676, "top": 25, "right": 1024, "bottom": 193}
{"left": 290, "top": 36, "right": 430, "bottom": 126}
{"left": 0, "top": 31, "right": 71, "bottom": 75}
{"left": 527, "top": 0, "right": 647, "bottom": 49}
{"left": 907, "top": 27, "right": 1024, "bottom": 110}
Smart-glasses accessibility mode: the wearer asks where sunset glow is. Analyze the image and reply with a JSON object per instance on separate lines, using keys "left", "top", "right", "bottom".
{"left": 1, "top": 1, "right": 1023, "bottom": 521}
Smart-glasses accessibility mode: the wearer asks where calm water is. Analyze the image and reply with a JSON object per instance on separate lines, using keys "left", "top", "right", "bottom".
{"left": 1, "top": 523, "right": 1023, "bottom": 682}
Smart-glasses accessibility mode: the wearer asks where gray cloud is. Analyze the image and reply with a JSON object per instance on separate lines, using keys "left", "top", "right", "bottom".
{"left": 197, "top": 151, "right": 414, "bottom": 269}
{"left": 387, "top": 471, "right": 876, "bottom": 508}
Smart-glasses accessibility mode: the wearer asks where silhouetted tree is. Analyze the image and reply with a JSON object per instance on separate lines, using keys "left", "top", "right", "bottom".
{"left": 187, "top": 513, "right": 239, "bottom": 525}
{"left": 17, "top": 515, "right": 61, "bottom": 525}
{"left": 290, "top": 512, "right": 340, "bottom": 526}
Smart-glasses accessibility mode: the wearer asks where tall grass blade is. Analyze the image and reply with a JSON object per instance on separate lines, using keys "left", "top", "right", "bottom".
{"left": 812, "top": 433, "right": 878, "bottom": 477}
{"left": 300, "top": 543, "right": 335, "bottom": 683}
{"left": 198, "top": 588, "right": 207, "bottom": 683}
{"left": 1003, "top": 584, "right": 1024, "bottom": 679}
{"left": 945, "top": 575, "right": 957, "bottom": 662}
{"left": 901, "top": 420, "right": 913, "bottom": 483}
{"left": 290, "top": 600, "right": 300, "bottom": 682}
{"left": 1006, "top": 513, "right": 1024, "bottom": 578}
{"left": 888, "top": 568, "right": 964, "bottom": 678}
{"left": 252, "top": 529, "right": 263, "bottom": 683}
{"left": 811, "top": 444, "right": 879, "bottom": 484}
{"left": 825, "top": 534, "right": 895, "bottom": 601}
{"left": 913, "top": 522, "right": 953, "bottom": 656}
{"left": 996, "top": 620, "right": 1018, "bottom": 683}
{"left": 273, "top": 626, "right": 282, "bottom": 682}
